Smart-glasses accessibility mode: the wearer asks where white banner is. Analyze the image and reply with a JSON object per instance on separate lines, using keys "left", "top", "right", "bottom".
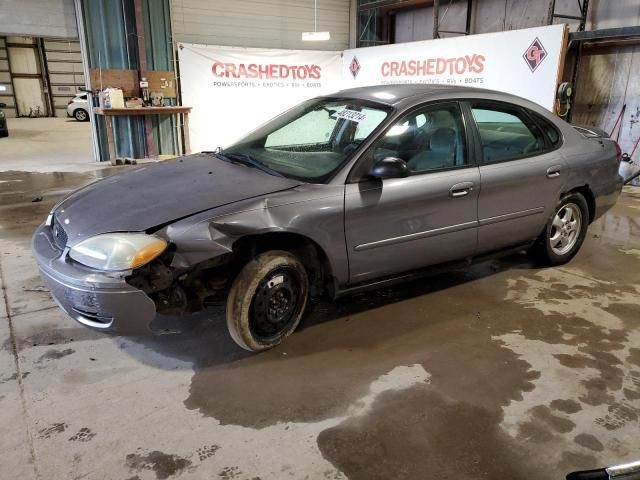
{"left": 178, "top": 44, "right": 343, "bottom": 152}
{"left": 178, "top": 25, "right": 566, "bottom": 153}
{"left": 342, "top": 24, "right": 566, "bottom": 112}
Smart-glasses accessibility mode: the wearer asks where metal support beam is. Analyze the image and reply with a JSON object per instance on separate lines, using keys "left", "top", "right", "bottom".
{"left": 569, "top": 26, "right": 640, "bottom": 43}
{"left": 433, "top": 0, "right": 439, "bottom": 39}
{"left": 465, "top": 0, "right": 472, "bottom": 35}
{"left": 133, "top": 0, "right": 154, "bottom": 159}
{"left": 548, "top": 0, "right": 589, "bottom": 31}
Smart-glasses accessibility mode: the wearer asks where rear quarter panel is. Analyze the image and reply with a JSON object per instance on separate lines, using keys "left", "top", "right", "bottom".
{"left": 557, "top": 125, "right": 622, "bottom": 220}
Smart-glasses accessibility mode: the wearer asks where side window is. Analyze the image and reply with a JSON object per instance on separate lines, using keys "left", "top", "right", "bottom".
{"left": 471, "top": 106, "right": 546, "bottom": 163}
{"left": 532, "top": 112, "right": 561, "bottom": 147}
{"left": 371, "top": 104, "right": 467, "bottom": 173}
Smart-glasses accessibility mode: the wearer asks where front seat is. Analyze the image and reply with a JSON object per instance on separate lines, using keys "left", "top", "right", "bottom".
{"left": 407, "top": 127, "right": 456, "bottom": 172}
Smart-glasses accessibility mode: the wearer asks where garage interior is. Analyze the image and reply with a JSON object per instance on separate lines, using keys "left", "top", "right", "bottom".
{"left": 1, "top": 1, "right": 639, "bottom": 479}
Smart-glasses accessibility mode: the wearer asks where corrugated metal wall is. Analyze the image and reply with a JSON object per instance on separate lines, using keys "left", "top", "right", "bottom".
{"left": 80, "top": 0, "right": 178, "bottom": 161}
{"left": 43, "top": 39, "right": 85, "bottom": 117}
{"left": 81, "top": 0, "right": 144, "bottom": 161}
{"left": 171, "top": 0, "right": 351, "bottom": 51}
{"left": 394, "top": 0, "right": 640, "bottom": 42}
{"left": 143, "top": 0, "right": 180, "bottom": 156}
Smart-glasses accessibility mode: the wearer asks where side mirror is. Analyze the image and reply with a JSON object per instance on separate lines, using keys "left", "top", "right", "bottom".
{"left": 368, "top": 157, "right": 410, "bottom": 179}
{"left": 0, "top": 103, "right": 6, "bottom": 108}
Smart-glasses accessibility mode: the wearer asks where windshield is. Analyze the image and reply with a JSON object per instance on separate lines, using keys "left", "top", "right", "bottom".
{"left": 224, "top": 98, "right": 390, "bottom": 182}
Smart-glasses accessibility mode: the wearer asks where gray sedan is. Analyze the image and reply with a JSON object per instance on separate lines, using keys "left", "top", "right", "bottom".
{"left": 32, "top": 85, "right": 623, "bottom": 351}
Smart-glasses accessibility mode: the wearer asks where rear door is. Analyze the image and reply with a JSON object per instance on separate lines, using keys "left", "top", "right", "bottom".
{"left": 344, "top": 101, "right": 479, "bottom": 284}
{"left": 465, "top": 101, "right": 567, "bottom": 253}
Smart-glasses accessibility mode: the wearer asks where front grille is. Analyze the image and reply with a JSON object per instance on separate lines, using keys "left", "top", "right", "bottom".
{"left": 52, "top": 217, "right": 68, "bottom": 250}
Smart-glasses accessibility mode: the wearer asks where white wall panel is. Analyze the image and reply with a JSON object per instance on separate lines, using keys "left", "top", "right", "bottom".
{"left": 0, "top": 0, "right": 78, "bottom": 38}
{"left": 171, "top": 0, "right": 351, "bottom": 51}
{"left": 8, "top": 47, "right": 40, "bottom": 74}
{"left": 44, "top": 39, "right": 84, "bottom": 116}
{"left": 14, "top": 77, "right": 45, "bottom": 115}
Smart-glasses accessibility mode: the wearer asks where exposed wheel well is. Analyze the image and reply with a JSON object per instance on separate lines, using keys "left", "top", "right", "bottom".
{"left": 565, "top": 185, "right": 596, "bottom": 223}
{"left": 232, "top": 232, "right": 333, "bottom": 298}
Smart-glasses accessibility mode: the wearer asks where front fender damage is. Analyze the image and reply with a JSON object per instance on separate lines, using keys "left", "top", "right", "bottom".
{"left": 126, "top": 197, "right": 292, "bottom": 320}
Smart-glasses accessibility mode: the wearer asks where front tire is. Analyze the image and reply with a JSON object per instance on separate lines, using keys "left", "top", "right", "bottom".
{"left": 531, "top": 192, "right": 589, "bottom": 265}
{"left": 226, "top": 250, "right": 309, "bottom": 352}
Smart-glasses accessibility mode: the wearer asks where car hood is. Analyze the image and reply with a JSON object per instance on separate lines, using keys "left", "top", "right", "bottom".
{"left": 54, "top": 153, "right": 300, "bottom": 246}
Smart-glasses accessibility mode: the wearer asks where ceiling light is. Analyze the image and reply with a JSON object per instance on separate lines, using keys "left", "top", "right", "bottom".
{"left": 302, "top": 31, "right": 331, "bottom": 42}
{"left": 302, "top": 0, "right": 331, "bottom": 42}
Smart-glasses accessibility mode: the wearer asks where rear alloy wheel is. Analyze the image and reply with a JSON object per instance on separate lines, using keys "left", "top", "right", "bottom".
{"left": 532, "top": 192, "right": 589, "bottom": 265}
{"left": 226, "top": 250, "right": 308, "bottom": 351}
{"left": 74, "top": 109, "right": 88, "bottom": 122}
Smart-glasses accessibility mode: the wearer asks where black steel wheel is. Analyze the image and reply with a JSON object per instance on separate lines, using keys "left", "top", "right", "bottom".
{"left": 226, "top": 251, "right": 308, "bottom": 351}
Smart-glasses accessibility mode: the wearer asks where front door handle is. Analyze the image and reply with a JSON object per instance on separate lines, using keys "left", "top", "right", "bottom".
{"left": 450, "top": 182, "right": 474, "bottom": 198}
{"left": 546, "top": 165, "right": 562, "bottom": 179}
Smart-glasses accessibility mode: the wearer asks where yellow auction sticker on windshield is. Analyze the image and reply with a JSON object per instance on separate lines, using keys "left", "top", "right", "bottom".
{"left": 331, "top": 109, "right": 367, "bottom": 123}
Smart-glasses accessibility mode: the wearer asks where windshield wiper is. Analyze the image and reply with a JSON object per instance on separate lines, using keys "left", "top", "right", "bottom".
{"left": 206, "top": 151, "right": 283, "bottom": 177}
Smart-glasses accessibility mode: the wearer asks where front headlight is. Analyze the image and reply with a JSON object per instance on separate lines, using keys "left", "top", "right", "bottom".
{"left": 69, "top": 233, "right": 168, "bottom": 271}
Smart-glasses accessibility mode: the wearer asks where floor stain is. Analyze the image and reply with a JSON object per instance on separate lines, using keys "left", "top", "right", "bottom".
{"left": 218, "top": 466, "right": 242, "bottom": 479}
{"left": 68, "top": 427, "right": 96, "bottom": 442}
{"left": 36, "top": 348, "right": 75, "bottom": 363}
{"left": 38, "top": 422, "right": 68, "bottom": 439}
{"left": 196, "top": 444, "right": 220, "bottom": 462}
{"left": 125, "top": 449, "right": 193, "bottom": 480}
{"left": 317, "top": 385, "right": 551, "bottom": 480}
{"left": 550, "top": 399, "right": 582, "bottom": 414}
{"left": 574, "top": 433, "right": 604, "bottom": 452}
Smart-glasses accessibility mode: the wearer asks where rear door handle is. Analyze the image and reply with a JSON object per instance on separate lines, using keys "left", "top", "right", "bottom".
{"left": 546, "top": 165, "right": 562, "bottom": 179}
{"left": 450, "top": 182, "right": 474, "bottom": 198}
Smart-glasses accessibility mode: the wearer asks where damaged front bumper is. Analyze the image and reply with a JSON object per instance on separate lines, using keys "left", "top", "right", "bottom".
{"left": 32, "top": 224, "right": 157, "bottom": 335}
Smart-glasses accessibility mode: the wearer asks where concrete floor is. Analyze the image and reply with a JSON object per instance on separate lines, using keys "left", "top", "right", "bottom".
{"left": 0, "top": 117, "right": 101, "bottom": 172}
{"left": 0, "top": 166, "right": 639, "bottom": 480}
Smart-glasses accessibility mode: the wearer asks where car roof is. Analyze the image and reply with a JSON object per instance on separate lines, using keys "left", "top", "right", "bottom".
{"left": 322, "top": 84, "right": 525, "bottom": 107}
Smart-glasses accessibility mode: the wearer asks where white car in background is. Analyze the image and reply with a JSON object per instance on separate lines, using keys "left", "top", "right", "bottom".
{"left": 67, "top": 93, "right": 90, "bottom": 122}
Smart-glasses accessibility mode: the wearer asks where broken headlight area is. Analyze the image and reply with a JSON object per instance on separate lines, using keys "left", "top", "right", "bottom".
{"left": 125, "top": 249, "right": 235, "bottom": 316}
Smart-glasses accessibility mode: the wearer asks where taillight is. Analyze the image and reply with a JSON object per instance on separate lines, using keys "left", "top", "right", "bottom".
{"left": 614, "top": 141, "right": 622, "bottom": 163}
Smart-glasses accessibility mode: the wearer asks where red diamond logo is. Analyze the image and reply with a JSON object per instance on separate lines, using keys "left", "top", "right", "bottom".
{"left": 349, "top": 56, "right": 361, "bottom": 79}
{"left": 523, "top": 37, "right": 548, "bottom": 72}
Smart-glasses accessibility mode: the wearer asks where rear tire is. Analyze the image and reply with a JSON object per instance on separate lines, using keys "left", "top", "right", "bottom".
{"left": 74, "top": 109, "right": 89, "bottom": 122}
{"left": 226, "top": 250, "right": 308, "bottom": 352}
{"left": 530, "top": 192, "right": 589, "bottom": 266}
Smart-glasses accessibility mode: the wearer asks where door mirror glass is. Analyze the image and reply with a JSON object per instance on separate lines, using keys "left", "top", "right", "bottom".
{"left": 368, "top": 157, "right": 410, "bottom": 179}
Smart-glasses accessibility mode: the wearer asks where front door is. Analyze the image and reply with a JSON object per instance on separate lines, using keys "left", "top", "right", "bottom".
{"left": 345, "top": 102, "right": 479, "bottom": 284}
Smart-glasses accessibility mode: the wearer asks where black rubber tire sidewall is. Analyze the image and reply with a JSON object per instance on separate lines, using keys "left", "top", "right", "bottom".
{"left": 537, "top": 192, "right": 589, "bottom": 265}
{"left": 226, "top": 250, "right": 309, "bottom": 352}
